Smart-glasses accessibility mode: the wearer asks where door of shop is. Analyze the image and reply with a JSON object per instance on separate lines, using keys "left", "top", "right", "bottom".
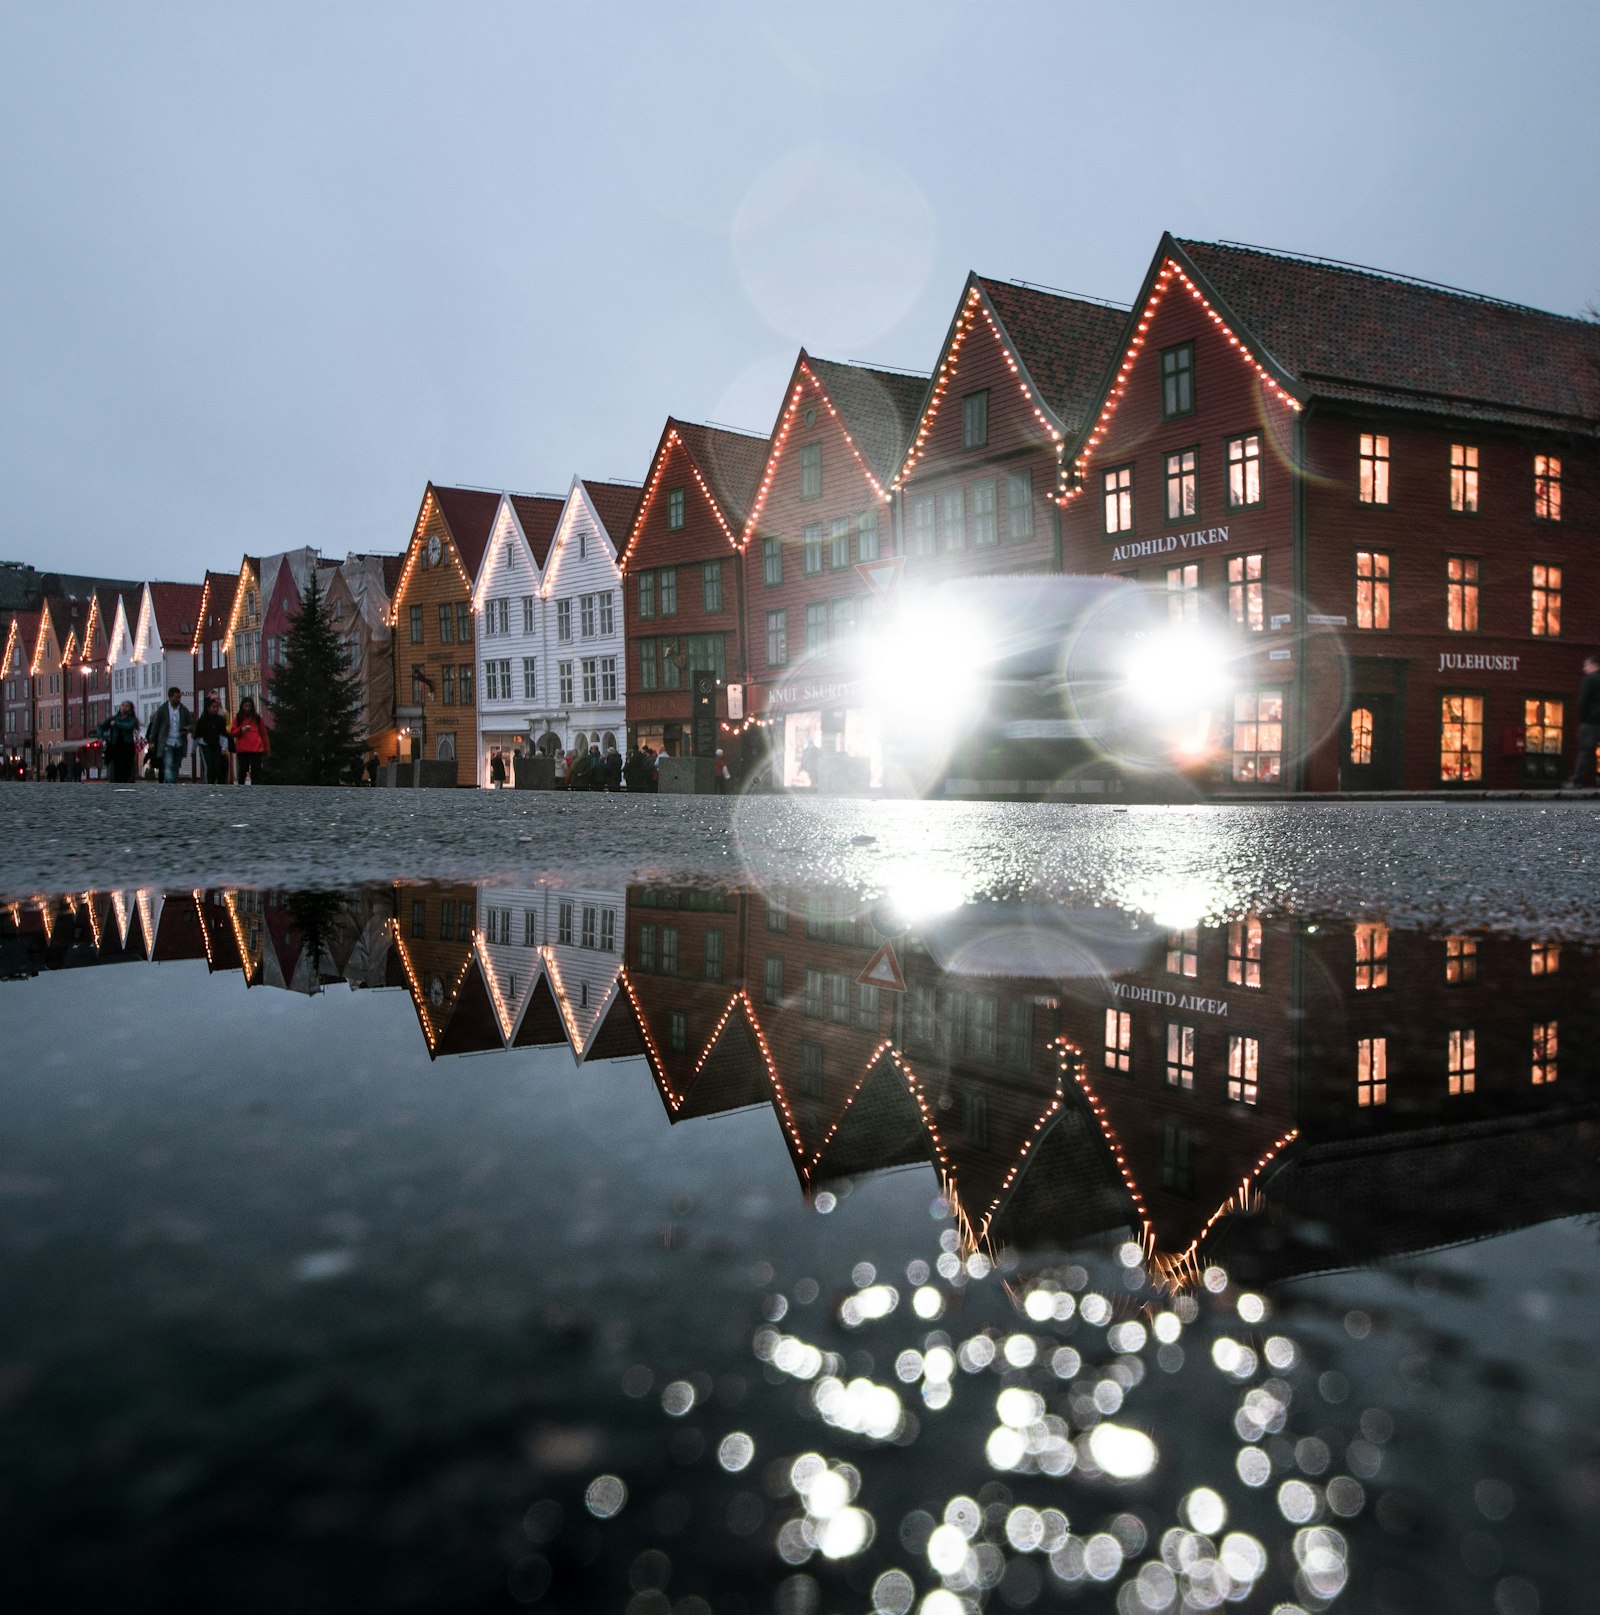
{"left": 1342, "top": 693, "right": 1403, "bottom": 790}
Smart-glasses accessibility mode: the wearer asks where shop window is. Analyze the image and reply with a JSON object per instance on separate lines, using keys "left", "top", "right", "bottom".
{"left": 765, "top": 609, "right": 788, "bottom": 668}
{"left": 1356, "top": 1036, "right": 1387, "bottom": 1106}
{"left": 1534, "top": 454, "right": 1562, "bottom": 521}
{"left": 799, "top": 443, "right": 822, "bottom": 500}
{"left": 1231, "top": 689, "right": 1283, "bottom": 782}
{"left": 1166, "top": 1023, "right": 1196, "bottom": 1090}
{"left": 1524, "top": 698, "right": 1563, "bottom": 777}
{"left": 1227, "top": 917, "right": 1262, "bottom": 988}
{"left": 1445, "top": 935, "right": 1477, "bottom": 984}
{"left": 1358, "top": 433, "right": 1390, "bottom": 505}
{"left": 1440, "top": 694, "right": 1484, "bottom": 782}
{"left": 1006, "top": 471, "right": 1033, "bottom": 539}
{"left": 763, "top": 537, "right": 782, "bottom": 586}
{"left": 1354, "top": 922, "right": 1389, "bottom": 990}
{"left": 1531, "top": 1019, "right": 1558, "bottom": 1084}
{"left": 1227, "top": 433, "right": 1262, "bottom": 508}
{"left": 857, "top": 508, "right": 880, "bottom": 561}
{"left": 1166, "top": 928, "right": 1198, "bottom": 977}
{"left": 828, "top": 518, "right": 851, "bottom": 569}
{"left": 702, "top": 561, "right": 724, "bottom": 614}
{"left": 1355, "top": 551, "right": 1390, "bottom": 630}
{"left": 909, "top": 496, "right": 935, "bottom": 556}
{"left": 1531, "top": 940, "right": 1561, "bottom": 976}
{"left": 1350, "top": 707, "right": 1374, "bottom": 766}
{"left": 1531, "top": 565, "right": 1561, "bottom": 636}
{"left": 970, "top": 479, "right": 997, "bottom": 546}
{"left": 803, "top": 524, "right": 824, "bottom": 576}
{"left": 1227, "top": 1034, "right": 1259, "bottom": 1105}
{"left": 1104, "top": 1008, "right": 1132, "bottom": 1074}
{"left": 1165, "top": 449, "right": 1198, "bottom": 521}
{"left": 1446, "top": 557, "right": 1479, "bottom": 632}
{"left": 1161, "top": 343, "right": 1194, "bottom": 418}
{"left": 1167, "top": 563, "right": 1199, "bottom": 623}
{"left": 667, "top": 488, "right": 685, "bottom": 530}
{"left": 962, "top": 390, "right": 989, "bottom": 450}
{"left": 1228, "top": 553, "right": 1265, "bottom": 632}
{"left": 1450, "top": 444, "right": 1480, "bottom": 513}
{"left": 1447, "top": 1028, "right": 1476, "bottom": 1095}
{"left": 1104, "top": 466, "right": 1134, "bottom": 535}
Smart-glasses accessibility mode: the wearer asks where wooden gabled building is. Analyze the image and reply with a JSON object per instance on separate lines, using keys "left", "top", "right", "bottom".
{"left": 620, "top": 419, "right": 769, "bottom": 771}
{"left": 2, "top": 610, "right": 39, "bottom": 771}
{"left": 192, "top": 570, "right": 237, "bottom": 731}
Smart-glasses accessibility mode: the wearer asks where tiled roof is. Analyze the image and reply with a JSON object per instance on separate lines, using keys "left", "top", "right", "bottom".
{"left": 382, "top": 554, "right": 406, "bottom": 595}
{"left": 201, "top": 571, "right": 238, "bottom": 627}
{"left": 147, "top": 582, "right": 205, "bottom": 648}
{"left": 671, "top": 419, "right": 770, "bottom": 529}
{"left": 1174, "top": 237, "right": 1600, "bottom": 430}
{"left": 974, "top": 278, "right": 1130, "bottom": 435}
{"left": 431, "top": 485, "right": 503, "bottom": 578}
{"left": 804, "top": 355, "right": 930, "bottom": 483}
{"left": 509, "top": 493, "right": 565, "bottom": 570}
{"left": 581, "top": 479, "right": 643, "bottom": 547}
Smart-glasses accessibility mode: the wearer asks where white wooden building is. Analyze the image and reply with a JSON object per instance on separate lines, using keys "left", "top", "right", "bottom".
{"left": 108, "top": 582, "right": 202, "bottom": 730}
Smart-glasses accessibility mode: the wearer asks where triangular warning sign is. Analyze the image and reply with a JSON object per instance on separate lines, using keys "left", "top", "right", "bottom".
{"left": 857, "top": 939, "right": 906, "bottom": 992}
{"left": 855, "top": 557, "right": 905, "bottom": 601}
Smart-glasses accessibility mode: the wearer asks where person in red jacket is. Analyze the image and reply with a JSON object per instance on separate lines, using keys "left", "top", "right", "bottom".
{"left": 230, "top": 696, "right": 269, "bottom": 785}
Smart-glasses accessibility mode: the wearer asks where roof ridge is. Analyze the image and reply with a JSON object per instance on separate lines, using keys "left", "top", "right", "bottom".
{"left": 1193, "top": 237, "right": 1591, "bottom": 325}
{"left": 806, "top": 353, "right": 931, "bottom": 380}
{"left": 674, "top": 416, "right": 769, "bottom": 441}
{"left": 976, "top": 273, "right": 1130, "bottom": 311}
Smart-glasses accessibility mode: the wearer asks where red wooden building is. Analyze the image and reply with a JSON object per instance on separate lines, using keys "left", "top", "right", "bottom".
{"left": 2, "top": 610, "right": 38, "bottom": 772}
{"left": 192, "top": 569, "right": 238, "bottom": 731}
{"left": 739, "top": 352, "right": 926, "bottom": 789}
{"left": 1058, "top": 235, "right": 1600, "bottom": 791}
{"left": 620, "top": 419, "right": 768, "bottom": 770}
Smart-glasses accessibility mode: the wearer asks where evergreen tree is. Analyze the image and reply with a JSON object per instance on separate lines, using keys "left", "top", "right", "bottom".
{"left": 267, "top": 571, "right": 363, "bottom": 785}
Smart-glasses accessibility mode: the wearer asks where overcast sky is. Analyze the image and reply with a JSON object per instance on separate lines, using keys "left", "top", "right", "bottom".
{"left": 3, "top": 0, "right": 1597, "bottom": 583}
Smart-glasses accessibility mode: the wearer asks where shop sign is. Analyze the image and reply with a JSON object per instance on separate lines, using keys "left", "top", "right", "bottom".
{"left": 765, "top": 677, "right": 865, "bottom": 712}
{"left": 1112, "top": 982, "right": 1229, "bottom": 1016}
{"left": 1307, "top": 614, "right": 1347, "bottom": 626}
{"left": 1438, "top": 653, "right": 1520, "bottom": 672}
{"left": 1110, "top": 525, "right": 1233, "bottom": 564}
{"left": 727, "top": 683, "right": 744, "bottom": 721}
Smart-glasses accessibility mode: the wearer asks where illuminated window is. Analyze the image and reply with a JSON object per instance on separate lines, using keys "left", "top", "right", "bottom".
{"left": 1227, "top": 434, "right": 1262, "bottom": 507}
{"left": 1166, "top": 1022, "right": 1196, "bottom": 1090}
{"left": 1534, "top": 455, "right": 1562, "bottom": 521}
{"left": 1227, "top": 917, "right": 1262, "bottom": 987}
{"left": 1354, "top": 922, "right": 1389, "bottom": 990}
{"left": 765, "top": 610, "right": 787, "bottom": 668}
{"left": 1531, "top": 940, "right": 1561, "bottom": 975}
{"left": 1165, "top": 449, "right": 1198, "bottom": 521}
{"left": 763, "top": 537, "right": 782, "bottom": 586}
{"left": 1167, "top": 563, "right": 1200, "bottom": 623}
{"left": 1350, "top": 707, "right": 1374, "bottom": 766}
{"left": 1531, "top": 565, "right": 1561, "bottom": 636}
{"left": 667, "top": 488, "right": 685, "bottom": 529}
{"left": 799, "top": 444, "right": 822, "bottom": 500}
{"left": 1104, "top": 1008, "right": 1132, "bottom": 1074}
{"left": 1161, "top": 343, "right": 1194, "bottom": 418}
{"left": 1440, "top": 695, "right": 1484, "bottom": 782}
{"left": 1161, "top": 1118, "right": 1195, "bottom": 1195}
{"left": 970, "top": 479, "right": 997, "bottom": 547}
{"left": 1358, "top": 434, "right": 1390, "bottom": 505}
{"left": 763, "top": 956, "right": 783, "bottom": 1006}
{"left": 1531, "top": 1019, "right": 1558, "bottom": 1084}
{"left": 962, "top": 391, "right": 989, "bottom": 450}
{"left": 1525, "top": 698, "right": 1563, "bottom": 762}
{"left": 1231, "top": 689, "right": 1284, "bottom": 782}
{"left": 702, "top": 560, "right": 724, "bottom": 614}
{"left": 1450, "top": 444, "right": 1480, "bottom": 513}
{"left": 828, "top": 518, "right": 851, "bottom": 570}
{"left": 1447, "top": 1028, "right": 1476, "bottom": 1095}
{"left": 1229, "top": 553, "right": 1265, "bottom": 632}
{"left": 1104, "top": 466, "right": 1134, "bottom": 534}
{"left": 1355, "top": 551, "right": 1390, "bottom": 630}
{"left": 857, "top": 508, "right": 880, "bottom": 560}
{"left": 1445, "top": 935, "right": 1477, "bottom": 984}
{"left": 1227, "top": 1034, "right": 1259, "bottom": 1105}
{"left": 1166, "top": 928, "right": 1198, "bottom": 977}
{"left": 1446, "top": 557, "right": 1479, "bottom": 632}
{"left": 1356, "top": 1036, "right": 1387, "bottom": 1106}
{"left": 909, "top": 496, "right": 935, "bottom": 556}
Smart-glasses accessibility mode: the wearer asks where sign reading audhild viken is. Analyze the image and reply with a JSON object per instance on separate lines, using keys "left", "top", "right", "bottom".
{"left": 1110, "top": 525, "right": 1233, "bottom": 564}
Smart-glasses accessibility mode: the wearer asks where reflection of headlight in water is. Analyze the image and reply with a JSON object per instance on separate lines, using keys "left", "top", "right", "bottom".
{"left": 1120, "top": 625, "right": 1232, "bottom": 720}
{"left": 858, "top": 599, "right": 990, "bottom": 725}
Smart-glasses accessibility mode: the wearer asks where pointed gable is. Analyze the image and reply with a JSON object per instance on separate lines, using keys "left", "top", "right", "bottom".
{"left": 195, "top": 571, "right": 238, "bottom": 652}
{"left": 580, "top": 480, "right": 643, "bottom": 548}
{"left": 431, "top": 485, "right": 504, "bottom": 579}
{"left": 147, "top": 582, "right": 205, "bottom": 650}
{"left": 432, "top": 959, "right": 506, "bottom": 1056}
{"left": 622, "top": 418, "right": 769, "bottom": 569}
{"left": 507, "top": 493, "right": 565, "bottom": 570}
{"left": 513, "top": 973, "right": 569, "bottom": 1048}
{"left": 584, "top": 990, "right": 645, "bottom": 1061}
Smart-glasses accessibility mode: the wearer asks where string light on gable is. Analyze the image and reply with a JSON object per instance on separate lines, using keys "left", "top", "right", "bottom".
{"left": 1060, "top": 258, "right": 1300, "bottom": 504}
{"left": 1056, "top": 1036, "right": 1152, "bottom": 1236}
{"left": 618, "top": 965, "right": 677, "bottom": 1109}
{"left": 620, "top": 429, "right": 740, "bottom": 574}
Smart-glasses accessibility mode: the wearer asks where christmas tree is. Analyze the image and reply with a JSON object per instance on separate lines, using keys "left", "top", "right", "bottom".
{"left": 266, "top": 570, "right": 363, "bottom": 786}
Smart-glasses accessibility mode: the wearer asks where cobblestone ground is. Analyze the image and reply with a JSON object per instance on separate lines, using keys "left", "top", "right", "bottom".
{"left": 2, "top": 781, "right": 1599, "bottom": 937}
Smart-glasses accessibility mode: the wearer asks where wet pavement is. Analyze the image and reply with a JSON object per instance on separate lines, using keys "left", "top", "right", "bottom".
{"left": 2, "top": 866, "right": 1598, "bottom": 1614}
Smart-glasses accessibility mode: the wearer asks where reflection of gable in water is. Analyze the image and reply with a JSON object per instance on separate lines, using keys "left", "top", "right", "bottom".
{"left": 512, "top": 974, "right": 566, "bottom": 1049}
{"left": 812, "top": 1054, "right": 932, "bottom": 1184}
{"left": 678, "top": 1008, "right": 769, "bottom": 1120}
{"left": 585, "top": 992, "right": 644, "bottom": 1062}
{"left": 985, "top": 1105, "right": 1138, "bottom": 1255}
{"left": 432, "top": 961, "right": 504, "bottom": 1057}
{"left": 1209, "top": 1106, "right": 1600, "bottom": 1287}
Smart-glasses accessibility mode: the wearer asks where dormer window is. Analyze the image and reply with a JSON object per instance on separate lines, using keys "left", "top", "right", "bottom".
{"left": 1161, "top": 344, "right": 1194, "bottom": 418}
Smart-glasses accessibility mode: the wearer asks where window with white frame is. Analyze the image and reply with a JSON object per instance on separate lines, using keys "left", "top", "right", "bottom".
{"left": 803, "top": 523, "right": 824, "bottom": 575}
{"left": 970, "top": 479, "right": 997, "bottom": 546}
{"left": 939, "top": 487, "right": 964, "bottom": 550}
{"left": 1104, "top": 466, "right": 1133, "bottom": 534}
{"left": 1227, "top": 433, "right": 1262, "bottom": 507}
{"left": 582, "top": 660, "right": 598, "bottom": 703}
{"left": 580, "top": 595, "right": 596, "bottom": 638}
{"left": 558, "top": 661, "right": 573, "bottom": 704}
{"left": 1104, "top": 1008, "right": 1132, "bottom": 1074}
{"left": 1165, "top": 448, "right": 1198, "bottom": 520}
{"left": 557, "top": 599, "right": 573, "bottom": 642}
{"left": 600, "top": 657, "right": 617, "bottom": 702}
{"left": 522, "top": 595, "right": 535, "bottom": 633}
{"left": 1228, "top": 553, "right": 1265, "bottom": 632}
{"left": 598, "top": 591, "right": 615, "bottom": 636}
{"left": 828, "top": 517, "right": 851, "bottom": 569}
{"left": 522, "top": 657, "right": 536, "bottom": 700}
{"left": 1231, "top": 689, "right": 1284, "bottom": 782}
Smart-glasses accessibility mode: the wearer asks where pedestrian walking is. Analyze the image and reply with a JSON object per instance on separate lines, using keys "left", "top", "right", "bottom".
{"left": 193, "top": 697, "right": 230, "bottom": 784}
{"left": 231, "top": 696, "right": 269, "bottom": 785}
{"left": 101, "top": 701, "right": 140, "bottom": 782}
{"left": 714, "top": 748, "right": 731, "bottom": 795}
{"left": 146, "top": 687, "right": 194, "bottom": 783}
{"left": 489, "top": 747, "right": 507, "bottom": 789}
{"left": 1568, "top": 652, "right": 1600, "bottom": 787}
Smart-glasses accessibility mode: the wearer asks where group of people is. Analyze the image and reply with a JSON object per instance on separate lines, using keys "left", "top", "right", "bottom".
{"left": 95, "top": 688, "right": 270, "bottom": 784}
{"left": 488, "top": 740, "right": 729, "bottom": 793}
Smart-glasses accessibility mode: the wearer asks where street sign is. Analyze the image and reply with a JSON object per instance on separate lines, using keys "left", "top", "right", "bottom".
{"left": 857, "top": 939, "right": 906, "bottom": 992}
{"left": 855, "top": 557, "right": 905, "bottom": 601}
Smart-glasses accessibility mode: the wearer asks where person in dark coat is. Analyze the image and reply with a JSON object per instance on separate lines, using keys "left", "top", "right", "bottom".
{"left": 100, "top": 702, "right": 141, "bottom": 782}
{"left": 1569, "top": 653, "right": 1600, "bottom": 787}
{"left": 602, "top": 745, "right": 622, "bottom": 792}
{"left": 193, "top": 697, "right": 230, "bottom": 783}
{"left": 146, "top": 687, "right": 194, "bottom": 783}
